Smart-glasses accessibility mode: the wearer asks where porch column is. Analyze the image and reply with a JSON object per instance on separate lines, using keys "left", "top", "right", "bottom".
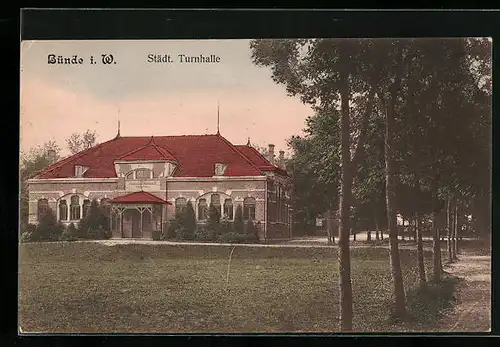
{"left": 139, "top": 207, "right": 144, "bottom": 238}
{"left": 120, "top": 209, "right": 124, "bottom": 238}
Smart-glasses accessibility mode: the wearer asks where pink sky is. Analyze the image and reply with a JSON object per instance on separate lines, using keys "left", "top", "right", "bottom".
{"left": 20, "top": 40, "right": 313, "bottom": 156}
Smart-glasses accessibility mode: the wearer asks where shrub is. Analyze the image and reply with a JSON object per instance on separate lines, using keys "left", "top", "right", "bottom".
{"left": 152, "top": 229, "right": 162, "bottom": 241}
{"left": 20, "top": 232, "right": 32, "bottom": 243}
{"left": 78, "top": 199, "right": 108, "bottom": 239}
{"left": 244, "top": 219, "right": 259, "bottom": 242}
{"left": 21, "top": 223, "right": 37, "bottom": 235}
{"left": 194, "top": 227, "right": 217, "bottom": 242}
{"left": 87, "top": 225, "right": 105, "bottom": 240}
{"left": 166, "top": 219, "right": 181, "bottom": 239}
{"left": 219, "top": 217, "right": 232, "bottom": 234}
{"left": 207, "top": 204, "right": 221, "bottom": 230}
{"left": 31, "top": 208, "right": 64, "bottom": 242}
{"left": 218, "top": 232, "right": 254, "bottom": 244}
{"left": 233, "top": 205, "right": 244, "bottom": 234}
{"left": 175, "top": 226, "right": 190, "bottom": 241}
{"left": 182, "top": 201, "right": 197, "bottom": 238}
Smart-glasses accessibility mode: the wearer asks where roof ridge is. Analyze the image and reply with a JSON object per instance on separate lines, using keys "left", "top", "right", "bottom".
{"left": 217, "top": 134, "right": 264, "bottom": 175}
{"left": 151, "top": 142, "right": 177, "bottom": 161}
{"left": 36, "top": 136, "right": 119, "bottom": 177}
{"left": 116, "top": 140, "right": 151, "bottom": 160}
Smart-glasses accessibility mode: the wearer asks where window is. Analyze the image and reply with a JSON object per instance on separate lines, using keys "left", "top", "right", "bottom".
{"left": 75, "top": 165, "right": 89, "bottom": 178}
{"left": 70, "top": 195, "right": 81, "bottom": 220}
{"left": 37, "top": 199, "right": 49, "bottom": 220}
{"left": 135, "top": 168, "right": 152, "bottom": 180}
{"left": 215, "top": 163, "right": 227, "bottom": 176}
{"left": 243, "top": 197, "right": 256, "bottom": 221}
{"left": 198, "top": 198, "right": 208, "bottom": 220}
{"left": 82, "top": 199, "right": 91, "bottom": 218}
{"left": 125, "top": 171, "right": 134, "bottom": 179}
{"left": 211, "top": 194, "right": 221, "bottom": 209}
{"left": 175, "top": 197, "right": 187, "bottom": 215}
{"left": 223, "top": 199, "right": 233, "bottom": 220}
{"left": 59, "top": 200, "right": 68, "bottom": 221}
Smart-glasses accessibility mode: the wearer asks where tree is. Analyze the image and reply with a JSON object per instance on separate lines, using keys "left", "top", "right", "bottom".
{"left": 207, "top": 204, "right": 221, "bottom": 232}
{"left": 251, "top": 38, "right": 382, "bottom": 331}
{"left": 66, "top": 129, "right": 97, "bottom": 154}
{"left": 78, "top": 199, "right": 109, "bottom": 239}
{"left": 183, "top": 201, "right": 197, "bottom": 238}
{"left": 377, "top": 41, "right": 408, "bottom": 319}
{"left": 20, "top": 141, "right": 61, "bottom": 226}
{"left": 31, "top": 208, "right": 64, "bottom": 242}
{"left": 233, "top": 205, "right": 245, "bottom": 234}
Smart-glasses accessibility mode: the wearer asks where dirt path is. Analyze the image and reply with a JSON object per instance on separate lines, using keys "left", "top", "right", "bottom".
{"left": 433, "top": 247, "right": 491, "bottom": 332}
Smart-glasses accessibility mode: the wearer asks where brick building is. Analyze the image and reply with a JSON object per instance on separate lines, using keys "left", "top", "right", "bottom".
{"left": 27, "top": 132, "right": 292, "bottom": 242}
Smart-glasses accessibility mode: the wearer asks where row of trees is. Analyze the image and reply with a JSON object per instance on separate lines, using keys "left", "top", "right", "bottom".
{"left": 167, "top": 201, "right": 259, "bottom": 243}
{"left": 21, "top": 199, "right": 111, "bottom": 242}
{"left": 251, "top": 38, "right": 491, "bottom": 330}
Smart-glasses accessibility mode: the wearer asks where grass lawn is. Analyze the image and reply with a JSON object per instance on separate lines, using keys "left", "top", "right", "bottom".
{"left": 19, "top": 242, "right": 445, "bottom": 333}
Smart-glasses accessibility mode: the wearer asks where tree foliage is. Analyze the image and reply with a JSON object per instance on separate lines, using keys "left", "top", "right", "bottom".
{"left": 66, "top": 129, "right": 98, "bottom": 154}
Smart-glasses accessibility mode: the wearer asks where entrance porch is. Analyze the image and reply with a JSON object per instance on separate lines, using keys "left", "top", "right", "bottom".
{"left": 110, "top": 191, "right": 170, "bottom": 239}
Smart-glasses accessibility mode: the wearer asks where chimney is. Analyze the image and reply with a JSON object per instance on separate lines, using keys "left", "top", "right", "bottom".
{"left": 278, "top": 150, "right": 285, "bottom": 169}
{"left": 47, "top": 149, "right": 57, "bottom": 165}
{"left": 268, "top": 144, "right": 275, "bottom": 165}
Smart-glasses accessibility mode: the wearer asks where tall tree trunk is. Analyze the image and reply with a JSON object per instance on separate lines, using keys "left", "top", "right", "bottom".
{"left": 416, "top": 211, "right": 427, "bottom": 289}
{"left": 337, "top": 63, "right": 353, "bottom": 332}
{"left": 383, "top": 88, "right": 406, "bottom": 319}
{"left": 375, "top": 213, "right": 380, "bottom": 241}
{"left": 326, "top": 209, "right": 334, "bottom": 245}
{"left": 432, "top": 178, "right": 442, "bottom": 283}
{"left": 446, "top": 199, "right": 453, "bottom": 262}
{"left": 453, "top": 201, "right": 459, "bottom": 259}
{"left": 414, "top": 176, "right": 427, "bottom": 289}
{"left": 367, "top": 229, "right": 371, "bottom": 242}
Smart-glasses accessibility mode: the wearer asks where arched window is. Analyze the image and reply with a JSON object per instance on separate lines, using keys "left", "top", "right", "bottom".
{"left": 198, "top": 198, "right": 208, "bottom": 221}
{"left": 70, "top": 195, "right": 81, "bottom": 220}
{"left": 59, "top": 200, "right": 68, "bottom": 221}
{"left": 125, "top": 171, "right": 134, "bottom": 179}
{"left": 135, "top": 168, "right": 152, "bottom": 180}
{"left": 243, "top": 197, "right": 256, "bottom": 221}
{"left": 37, "top": 199, "right": 49, "bottom": 220}
{"left": 223, "top": 199, "right": 233, "bottom": 220}
{"left": 82, "top": 199, "right": 91, "bottom": 218}
{"left": 211, "top": 194, "right": 221, "bottom": 209}
{"left": 175, "top": 197, "right": 187, "bottom": 215}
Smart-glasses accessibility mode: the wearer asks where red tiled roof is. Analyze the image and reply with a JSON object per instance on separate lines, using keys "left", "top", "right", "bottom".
{"left": 36, "top": 134, "right": 265, "bottom": 179}
{"left": 117, "top": 138, "right": 177, "bottom": 162}
{"left": 111, "top": 191, "right": 171, "bottom": 204}
{"left": 235, "top": 145, "right": 289, "bottom": 177}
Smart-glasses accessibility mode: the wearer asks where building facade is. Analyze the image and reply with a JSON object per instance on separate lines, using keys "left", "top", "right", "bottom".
{"left": 27, "top": 133, "right": 292, "bottom": 242}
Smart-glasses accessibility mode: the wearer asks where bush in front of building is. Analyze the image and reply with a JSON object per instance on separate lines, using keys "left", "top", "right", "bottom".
{"left": 167, "top": 202, "right": 197, "bottom": 240}
{"left": 31, "top": 208, "right": 65, "bottom": 242}
{"left": 194, "top": 227, "right": 217, "bottom": 242}
{"left": 233, "top": 205, "right": 245, "bottom": 235}
{"left": 244, "top": 219, "right": 260, "bottom": 243}
{"left": 182, "top": 201, "right": 196, "bottom": 240}
{"left": 206, "top": 204, "right": 221, "bottom": 232}
{"left": 20, "top": 223, "right": 37, "bottom": 243}
{"left": 60, "top": 222, "right": 78, "bottom": 241}
{"left": 78, "top": 199, "right": 111, "bottom": 240}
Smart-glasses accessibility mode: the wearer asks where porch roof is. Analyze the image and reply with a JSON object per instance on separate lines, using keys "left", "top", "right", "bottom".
{"left": 111, "top": 191, "right": 171, "bottom": 204}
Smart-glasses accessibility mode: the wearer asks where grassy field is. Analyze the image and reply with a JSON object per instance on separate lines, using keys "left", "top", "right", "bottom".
{"left": 19, "top": 242, "right": 445, "bottom": 333}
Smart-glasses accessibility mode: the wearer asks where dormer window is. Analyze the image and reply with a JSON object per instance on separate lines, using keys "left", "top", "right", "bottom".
{"left": 215, "top": 163, "right": 227, "bottom": 176}
{"left": 75, "top": 165, "right": 89, "bottom": 178}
